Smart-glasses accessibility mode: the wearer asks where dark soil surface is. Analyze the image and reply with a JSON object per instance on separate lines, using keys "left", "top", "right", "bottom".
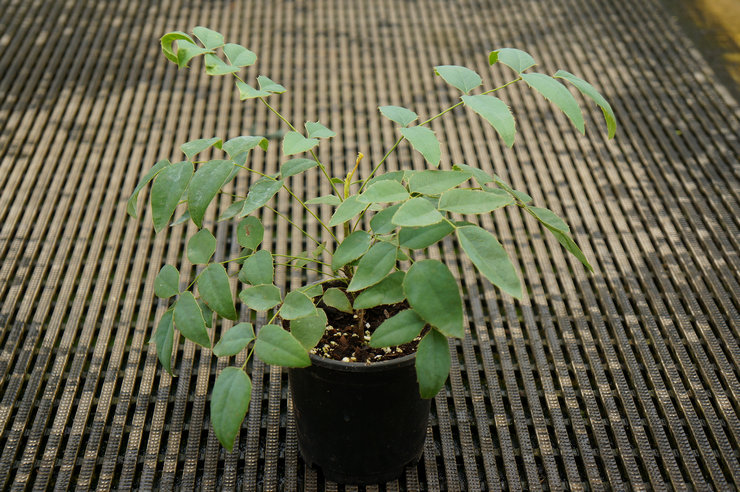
{"left": 299, "top": 281, "right": 427, "bottom": 363}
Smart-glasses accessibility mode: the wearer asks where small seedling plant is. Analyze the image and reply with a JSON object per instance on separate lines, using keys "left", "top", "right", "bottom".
{"left": 130, "top": 27, "right": 616, "bottom": 451}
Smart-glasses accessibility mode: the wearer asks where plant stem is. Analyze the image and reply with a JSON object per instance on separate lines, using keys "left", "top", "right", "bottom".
{"left": 351, "top": 203, "right": 372, "bottom": 232}
{"left": 233, "top": 163, "right": 271, "bottom": 178}
{"left": 258, "top": 96, "right": 343, "bottom": 199}
{"left": 265, "top": 206, "right": 324, "bottom": 246}
{"left": 359, "top": 76, "right": 522, "bottom": 191}
{"left": 271, "top": 253, "right": 332, "bottom": 268}
{"left": 186, "top": 269, "right": 206, "bottom": 291}
{"left": 358, "top": 136, "right": 403, "bottom": 193}
{"left": 344, "top": 153, "right": 363, "bottom": 237}
{"left": 240, "top": 346, "right": 254, "bottom": 370}
{"left": 274, "top": 262, "right": 340, "bottom": 278}
{"left": 233, "top": 159, "right": 336, "bottom": 242}
{"left": 280, "top": 186, "right": 338, "bottom": 242}
{"left": 267, "top": 309, "right": 281, "bottom": 325}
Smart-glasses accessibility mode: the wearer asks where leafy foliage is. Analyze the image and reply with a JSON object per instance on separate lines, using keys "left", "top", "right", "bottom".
{"left": 131, "top": 27, "right": 616, "bottom": 451}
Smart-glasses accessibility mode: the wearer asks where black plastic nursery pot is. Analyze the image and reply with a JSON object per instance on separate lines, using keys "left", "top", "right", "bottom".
{"left": 288, "top": 352, "right": 431, "bottom": 485}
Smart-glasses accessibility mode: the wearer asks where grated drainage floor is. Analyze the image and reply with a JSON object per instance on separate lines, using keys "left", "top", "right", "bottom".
{"left": 0, "top": 0, "right": 738, "bottom": 489}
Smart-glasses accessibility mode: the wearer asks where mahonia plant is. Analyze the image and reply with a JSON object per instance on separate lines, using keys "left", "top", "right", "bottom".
{"left": 129, "top": 27, "right": 616, "bottom": 451}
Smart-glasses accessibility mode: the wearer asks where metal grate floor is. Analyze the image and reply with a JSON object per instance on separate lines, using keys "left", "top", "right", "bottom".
{"left": 0, "top": 0, "right": 739, "bottom": 489}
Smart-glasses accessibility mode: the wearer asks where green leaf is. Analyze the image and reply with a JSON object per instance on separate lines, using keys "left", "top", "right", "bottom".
{"left": 554, "top": 70, "right": 616, "bottom": 138}
{"left": 352, "top": 271, "right": 406, "bottom": 309}
{"left": 462, "top": 95, "right": 516, "bottom": 147}
{"left": 456, "top": 225, "right": 521, "bottom": 299}
{"left": 438, "top": 188, "right": 513, "bottom": 214}
{"left": 369, "top": 203, "right": 401, "bottom": 234}
{"left": 239, "top": 249, "right": 273, "bottom": 285}
{"left": 213, "top": 323, "right": 255, "bottom": 357}
{"left": 304, "top": 121, "right": 336, "bottom": 138}
{"left": 187, "top": 160, "right": 234, "bottom": 228}
{"left": 332, "top": 231, "right": 372, "bottom": 271}
{"left": 128, "top": 159, "right": 169, "bottom": 218}
{"left": 521, "top": 73, "right": 584, "bottom": 134}
{"left": 365, "top": 170, "right": 405, "bottom": 188}
{"left": 223, "top": 164, "right": 241, "bottom": 187}
{"left": 358, "top": 180, "right": 409, "bottom": 204}
{"left": 321, "top": 288, "right": 353, "bottom": 313}
{"left": 527, "top": 207, "right": 592, "bottom": 271}
{"left": 391, "top": 197, "right": 444, "bottom": 227}
{"left": 257, "top": 75, "right": 287, "bottom": 94}
{"left": 311, "top": 242, "right": 327, "bottom": 259}
{"left": 175, "top": 39, "right": 210, "bottom": 68}
{"left": 223, "top": 43, "right": 257, "bottom": 67}
{"left": 347, "top": 242, "right": 398, "bottom": 292}
{"left": 291, "top": 253, "right": 311, "bottom": 268}
{"left": 282, "top": 131, "right": 319, "bottom": 156}
{"left": 151, "top": 161, "right": 193, "bottom": 233}
{"left": 218, "top": 199, "right": 246, "bottom": 221}
{"left": 239, "top": 284, "right": 282, "bottom": 311}
{"left": 154, "top": 265, "right": 180, "bottom": 298}
{"left": 174, "top": 292, "right": 211, "bottom": 347}
{"left": 492, "top": 175, "right": 533, "bottom": 203}
{"left": 552, "top": 228, "right": 592, "bottom": 270}
{"left": 400, "top": 127, "right": 441, "bottom": 167}
{"left": 489, "top": 48, "right": 536, "bottom": 73}
{"left": 204, "top": 54, "right": 240, "bottom": 76}
{"left": 161, "top": 31, "right": 195, "bottom": 64}
{"left": 237, "top": 216, "right": 264, "bottom": 249}
{"left": 187, "top": 229, "right": 217, "bottom": 264}
{"left": 527, "top": 206, "right": 570, "bottom": 233}
{"left": 305, "top": 194, "right": 341, "bottom": 206}
{"left": 198, "top": 299, "right": 214, "bottom": 328}
{"left": 370, "top": 310, "right": 426, "bottom": 348}
{"left": 211, "top": 367, "right": 251, "bottom": 451}
{"left": 290, "top": 309, "right": 328, "bottom": 349}
{"left": 328, "top": 195, "right": 365, "bottom": 227}
{"left": 171, "top": 211, "right": 191, "bottom": 227}
{"left": 452, "top": 163, "right": 494, "bottom": 186}
{"left": 255, "top": 324, "right": 311, "bottom": 367}
{"left": 378, "top": 106, "right": 418, "bottom": 127}
{"left": 403, "top": 259, "right": 463, "bottom": 338}
{"left": 153, "top": 309, "right": 175, "bottom": 373}
{"left": 300, "top": 283, "right": 325, "bottom": 298}
{"left": 399, "top": 221, "right": 455, "bottom": 249}
{"left": 280, "top": 158, "right": 318, "bottom": 178}
{"left": 236, "top": 80, "right": 270, "bottom": 99}
{"left": 434, "top": 65, "right": 482, "bottom": 94}
{"left": 408, "top": 170, "right": 469, "bottom": 195}
{"left": 198, "top": 263, "right": 238, "bottom": 320}
{"left": 223, "top": 135, "right": 268, "bottom": 165}
{"left": 240, "top": 178, "right": 284, "bottom": 216}
{"left": 193, "top": 26, "right": 224, "bottom": 49}
{"left": 281, "top": 291, "right": 316, "bottom": 320}
{"left": 415, "top": 329, "right": 451, "bottom": 398}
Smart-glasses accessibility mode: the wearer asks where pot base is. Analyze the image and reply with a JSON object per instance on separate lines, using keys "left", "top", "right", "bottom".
{"left": 289, "top": 353, "right": 431, "bottom": 485}
{"left": 300, "top": 442, "right": 425, "bottom": 485}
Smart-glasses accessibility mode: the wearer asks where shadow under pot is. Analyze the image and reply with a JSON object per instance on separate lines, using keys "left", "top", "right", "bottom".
{"left": 288, "top": 352, "right": 431, "bottom": 485}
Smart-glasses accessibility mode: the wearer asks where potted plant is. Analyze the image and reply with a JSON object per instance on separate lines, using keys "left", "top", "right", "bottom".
{"left": 129, "top": 27, "right": 616, "bottom": 484}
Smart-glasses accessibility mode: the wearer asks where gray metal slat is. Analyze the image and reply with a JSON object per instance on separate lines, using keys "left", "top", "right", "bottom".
{"left": 94, "top": 3, "right": 182, "bottom": 488}
{"left": 518, "top": 1, "right": 738, "bottom": 485}
{"left": 1, "top": 5, "right": 138, "bottom": 489}
{"left": 435, "top": 92, "right": 546, "bottom": 490}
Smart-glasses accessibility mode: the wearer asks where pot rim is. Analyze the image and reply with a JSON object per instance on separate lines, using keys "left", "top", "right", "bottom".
{"left": 306, "top": 351, "right": 417, "bottom": 373}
